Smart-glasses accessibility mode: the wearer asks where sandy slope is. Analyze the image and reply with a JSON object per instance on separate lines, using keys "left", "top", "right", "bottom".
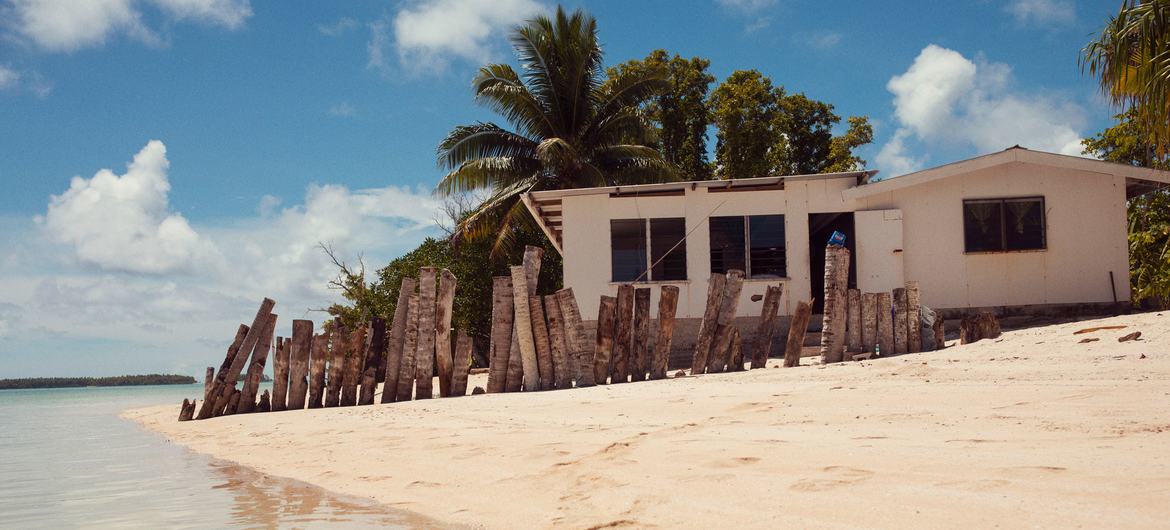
{"left": 126, "top": 312, "right": 1170, "bottom": 529}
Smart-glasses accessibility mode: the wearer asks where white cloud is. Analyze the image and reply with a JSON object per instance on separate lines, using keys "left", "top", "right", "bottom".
{"left": 381, "top": 0, "right": 544, "bottom": 75}
{"left": 716, "top": 0, "right": 777, "bottom": 12}
{"left": 0, "top": 65, "right": 53, "bottom": 97}
{"left": 327, "top": 101, "right": 356, "bottom": 117}
{"left": 875, "top": 129, "right": 926, "bottom": 177}
{"left": 0, "top": 65, "right": 21, "bottom": 89}
{"left": 6, "top": 0, "right": 251, "bottom": 52}
{"left": 1005, "top": 0, "right": 1075, "bottom": 26}
{"left": 795, "top": 30, "right": 841, "bottom": 50}
{"left": 318, "top": 16, "right": 358, "bottom": 36}
{"left": 876, "top": 44, "right": 1086, "bottom": 176}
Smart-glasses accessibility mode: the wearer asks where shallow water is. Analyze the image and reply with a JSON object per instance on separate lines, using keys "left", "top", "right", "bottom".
{"left": 0, "top": 384, "right": 420, "bottom": 529}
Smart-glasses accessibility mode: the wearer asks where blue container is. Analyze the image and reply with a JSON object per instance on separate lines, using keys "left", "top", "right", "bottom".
{"left": 827, "top": 230, "right": 847, "bottom": 247}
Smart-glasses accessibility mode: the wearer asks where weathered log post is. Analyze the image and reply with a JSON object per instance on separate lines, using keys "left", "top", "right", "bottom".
{"left": 451, "top": 332, "right": 473, "bottom": 396}
{"left": 510, "top": 265, "right": 540, "bottom": 391}
{"left": 846, "top": 289, "right": 862, "bottom": 355}
{"left": 271, "top": 337, "right": 289, "bottom": 411}
{"left": 529, "top": 296, "right": 555, "bottom": 390}
{"left": 359, "top": 317, "right": 386, "bottom": 406}
{"left": 414, "top": 267, "right": 438, "bottom": 400}
{"left": 593, "top": 295, "right": 618, "bottom": 384}
{"left": 504, "top": 246, "right": 544, "bottom": 392}
{"left": 691, "top": 273, "right": 726, "bottom": 375}
{"left": 325, "top": 322, "right": 345, "bottom": 407}
{"left": 934, "top": 314, "right": 946, "bottom": 349}
{"left": 819, "top": 247, "right": 850, "bottom": 364}
{"left": 504, "top": 323, "right": 524, "bottom": 392}
{"left": 544, "top": 294, "right": 571, "bottom": 389}
{"left": 198, "top": 298, "right": 274, "bottom": 420}
{"left": 486, "top": 276, "right": 514, "bottom": 393}
{"left": 214, "top": 384, "right": 237, "bottom": 417}
{"left": 396, "top": 293, "right": 420, "bottom": 401}
{"left": 435, "top": 269, "right": 457, "bottom": 398}
{"left": 340, "top": 324, "right": 365, "bottom": 406}
{"left": 286, "top": 320, "right": 312, "bottom": 410}
{"left": 612, "top": 284, "right": 634, "bottom": 384}
{"left": 203, "top": 367, "right": 214, "bottom": 402}
{"left": 960, "top": 312, "right": 1001, "bottom": 344}
{"left": 751, "top": 285, "right": 783, "bottom": 369}
{"left": 556, "top": 288, "right": 593, "bottom": 387}
{"left": 631, "top": 287, "right": 651, "bottom": 382}
{"left": 651, "top": 285, "right": 679, "bottom": 379}
{"left": 861, "top": 293, "right": 878, "bottom": 354}
{"left": 381, "top": 277, "right": 416, "bottom": 404}
{"left": 257, "top": 390, "right": 271, "bottom": 413}
{"left": 237, "top": 313, "right": 277, "bottom": 414}
{"left": 729, "top": 327, "right": 745, "bottom": 371}
{"left": 202, "top": 324, "right": 249, "bottom": 414}
{"left": 179, "top": 399, "right": 195, "bottom": 421}
{"left": 307, "top": 331, "right": 327, "bottom": 409}
{"left": 906, "top": 281, "right": 922, "bottom": 353}
{"left": 877, "top": 292, "right": 894, "bottom": 355}
{"left": 893, "top": 288, "right": 909, "bottom": 355}
{"left": 709, "top": 269, "right": 746, "bottom": 373}
{"left": 783, "top": 299, "right": 814, "bottom": 367}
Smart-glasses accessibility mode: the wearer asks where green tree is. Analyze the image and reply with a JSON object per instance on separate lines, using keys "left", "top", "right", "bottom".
{"left": 437, "top": 7, "right": 674, "bottom": 256}
{"left": 710, "top": 70, "right": 778, "bottom": 180}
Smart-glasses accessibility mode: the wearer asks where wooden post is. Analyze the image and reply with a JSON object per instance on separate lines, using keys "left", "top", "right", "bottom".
{"left": 861, "top": 293, "right": 878, "bottom": 354}
{"left": 593, "top": 295, "right": 617, "bottom": 384}
{"left": 783, "top": 299, "right": 814, "bottom": 367}
{"left": 179, "top": 399, "right": 195, "bottom": 421}
{"left": 285, "top": 321, "right": 311, "bottom": 410}
{"left": 434, "top": 269, "right": 457, "bottom": 398}
{"left": 651, "top": 285, "right": 679, "bottom": 380}
{"left": 934, "top": 315, "right": 946, "bottom": 349}
{"left": 529, "top": 296, "right": 555, "bottom": 390}
{"left": 906, "top": 281, "right": 922, "bottom": 354}
{"left": 340, "top": 324, "right": 365, "bottom": 406}
{"left": 359, "top": 317, "right": 386, "bottom": 406}
{"left": 257, "top": 390, "right": 271, "bottom": 412}
{"left": 198, "top": 298, "right": 274, "bottom": 420}
{"left": 819, "top": 247, "right": 850, "bottom": 364}
{"left": 691, "top": 273, "right": 726, "bottom": 375}
{"left": 213, "top": 383, "right": 236, "bottom": 417}
{"left": 631, "top": 287, "right": 651, "bottom": 382}
{"left": 729, "top": 327, "right": 744, "bottom": 371}
{"left": 237, "top": 313, "right": 276, "bottom": 414}
{"left": 846, "top": 289, "right": 862, "bottom": 354}
{"left": 893, "top": 288, "right": 909, "bottom": 354}
{"left": 504, "top": 326, "right": 524, "bottom": 392}
{"left": 612, "top": 284, "right": 634, "bottom": 384}
{"left": 396, "top": 293, "right": 420, "bottom": 401}
{"left": 510, "top": 265, "right": 539, "bottom": 391}
{"left": 487, "top": 276, "right": 514, "bottom": 393}
{"left": 414, "top": 267, "right": 437, "bottom": 400}
{"left": 201, "top": 324, "right": 248, "bottom": 415}
{"left": 203, "top": 367, "right": 214, "bottom": 402}
{"left": 555, "top": 288, "right": 592, "bottom": 387}
{"left": 504, "top": 247, "right": 543, "bottom": 392}
{"left": 271, "top": 337, "right": 289, "bottom": 411}
{"left": 451, "top": 331, "right": 473, "bottom": 396}
{"left": 751, "top": 285, "right": 783, "bottom": 369}
{"left": 307, "top": 331, "right": 327, "bottom": 409}
{"left": 876, "top": 292, "right": 894, "bottom": 355}
{"left": 325, "top": 322, "right": 345, "bottom": 407}
{"left": 960, "top": 312, "right": 1001, "bottom": 344}
{"left": 381, "top": 277, "right": 416, "bottom": 403}
{"left": 708, "top": 269, "right": 746, "bottom": 373}
{"left": 544, "top": 294, "right": 571, "bottom": 389}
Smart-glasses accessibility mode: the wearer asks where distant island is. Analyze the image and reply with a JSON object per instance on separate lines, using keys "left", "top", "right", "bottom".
{"left": 0, "top": 374, "right": 197, "bottom": 390}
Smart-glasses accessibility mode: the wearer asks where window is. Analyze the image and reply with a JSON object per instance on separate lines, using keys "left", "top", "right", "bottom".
{"left": 709, "top": 215, "right": 786, "bottom": 278}
{"left": 963, "top": 197, "right": 1046, "bottom": 252}
{"left": 610, "top": 218, "right": 688, "bottom": 282}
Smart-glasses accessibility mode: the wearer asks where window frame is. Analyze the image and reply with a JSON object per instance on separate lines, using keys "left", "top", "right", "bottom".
{"left": 610, "top": 217, "right": 688, "bottom": 283}
{"left": 962, "top": 196, "right": 1047, "bottom": 254}
{"left": 709, "top": 214, "right": 788, "bottom": 279}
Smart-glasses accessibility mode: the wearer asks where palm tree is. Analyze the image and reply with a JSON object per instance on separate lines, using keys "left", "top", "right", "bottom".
{"left": 436, "top": 7, "right": 674, "bottom": 255}
{"left": 1082, "top": 0, "right": 1170, "bottom": 153}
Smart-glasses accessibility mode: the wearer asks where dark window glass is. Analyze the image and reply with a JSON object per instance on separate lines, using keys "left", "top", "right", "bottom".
{"left": 611, "top": 219, "right": 647, "bottom": 282}
{"left": 709, "top": 216, "right": 745, "bottom": 274}
{"left": 650, "top": 218, "right": 687, "bottom": 281}
{"left": 963, "top": 200, "right": 1004, "bottom": 252}
{"left": 1004, "top": 198, "right": 1045, "bottom": 250}
{"left": 963, "top": 197, "right": 1046, "bottom": 252}
{"left": 748, "top": 215, "right": 786, "bottom": 278}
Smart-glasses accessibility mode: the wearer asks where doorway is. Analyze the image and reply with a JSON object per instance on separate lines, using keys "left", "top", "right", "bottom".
{"left": 808, "top": 212, "right": 857, "bottom": 313}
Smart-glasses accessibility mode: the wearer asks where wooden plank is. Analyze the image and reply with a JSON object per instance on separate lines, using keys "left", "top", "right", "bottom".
{"left": 435, "top": 269, "right": 457, "bottom": 398}
{"left": 650, "top": 285, "right": 679, "bottom": 380}
{"left": 630, "top": 287, "right": 651, "bottom": 382}
{"left": 286, "top": 320, "right": 312, "bottom": 410}
{"left": 359, "top": 317, "right": 386, "bottom": 406}
{"left": 729, "top": 327, "right": 744, "bottom": 372}
{"left": 325, "top": 321, "right": 345, "bottom": 407}
{"left": 555, "top": 288, "right": 592, "bottom": 387}
{"left": 819, "top": 247, "right": 850, "bottom": 364}
{"left": 612, "top": 284, "right": 634, "bottom": 384}
{"left": 691, "top": 273, "right": 726, "bottom": 375}
{"left": 340, "top": 323, "right": 365, "bottom": 406}
{"left": 906, "top": 281, "right": 922, "bottom": 354}
{"left": 487, "top": 276, "right": 514, "bottom": 393}
{"left": 877, "top": 292, "right": 894, "bottom": 356}
{"left": 237, "top": 313, "right": 276, "bottom": 414}
{"left": 544, "top": 294, "right": 571, "bottom": 389}
{"left": 414, "top": 267, "right": 437, "bottom": 400}
{"left": 396, "top": 293, "right": 420, "bottom": 401}
{"left": 708, "top": 269, "right": 745, "bottom": 374}
{"left": 751, "top": 285, "right": 783, "bottom": 369}
{"left": 861, "top": 292, "right": 878, "bottom": 354}
{"left": 510, "top": 265, "right": 540, "bottom": 391}
{"left": 529, "top": 295, "right": 554, "bottom": 391}
{"left": 593, "top": 295, "right": 618, "bottom": 384}
{"left": 382, "top": 277, "right": 417, "bottom": 403}
{"left": 893, "top": 288, "right": 909, "bottom": 354}
{"left": 271, "top": 337, "right": 289, "bottom": 412}
{"left": 450, "top": 331, "right": 473, "bottom": 396}
{"left": 846, "top": 289, "right": 862, "bottom": 354}
{"left": 307, "top": 331, "right": 327, "bottom": 409}
{"left": 198, "top": 297, "right": 274, "bottom": 419}
{"left": 783, "top": 299, "right": 813, "bottom": 368}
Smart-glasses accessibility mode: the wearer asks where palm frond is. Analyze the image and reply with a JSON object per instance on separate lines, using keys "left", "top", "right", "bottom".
{"left": 436, "top": 122, "right": 538, "bottom": 171}
{"left": 473, "top": 64, "right": 555, "bottom": 139}
{"left": 435, "top": 156, "right": 541, "bottom": 196}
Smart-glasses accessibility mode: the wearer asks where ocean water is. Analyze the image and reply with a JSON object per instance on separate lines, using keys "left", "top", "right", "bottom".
{"left": 0, "top": 384, "right": 419, "bottom": 529}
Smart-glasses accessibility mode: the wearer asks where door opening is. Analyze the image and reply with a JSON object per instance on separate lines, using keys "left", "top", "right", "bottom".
{"left": 808, "top": 212, "right": 857, "bottom": 313}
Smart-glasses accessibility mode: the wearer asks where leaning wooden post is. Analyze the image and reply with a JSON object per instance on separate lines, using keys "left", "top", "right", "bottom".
{"left": 651, "top": 285, "right": 679, "bottom": 380}
{"left": 271, "top": 337, "right": 289, "bottom": 411}
{"left": 286, "top": 319, "right": 312, "bottom": 410}
{"left": 861, "top": 293, "right": 878, "bottom": 354}
{"left": 203, "top": 366, "right": 215, "bottom": 402}
{"left": 708, "top": 269, "right": 746, "bottom": 373}
{"left": 487, "top": 276, "right": 514, "bottom": 393}
{"left": 382, "top": 277, "right": 417, "bottom": 403}
{"left": 395, "top": 293, "right": 420, "bottom": 401}
{"left": 783, "top": 299, "right": 814, "bottom": 367}
{"left": 845, "top": 289, "right": 862, "bottom": 355}
{"left": 434, "top": 269, "right": 457, "bottom": 398}
{"left": 612, "top": 284, "right": 635, "bottom": 384}
{"left": 555, "top": 288, "right": 592, "bottom": 387}
{"left": 237, "top": 313, "right": 277, "bottom": 414}
{"left": 751, "top": 284, "right": 783, "bottom": 369}
{"left": 414, "top": 267, "right": 438, "bottom": 400}
{"left": 178, "top": 399, "right": 196, "bottom": 421}
{"left": 593, "top": 295, "right": 618, "bottom": 384}
{"left": 224, "top": 388, "right": 242, "bottom": 415}
{"left": 450, "top": 331, "right": 473, "bottom": 396}
{"left": 307, "top": 331, "right": 327, "bottom": 408}
{"left": 359, "top": 317, "right": 386, "bottom": 406}
{"left": 631, "top": 287, "right": 651, "bottom": 382}
{"left": 198, "top": 298, "right": 274, "bottom": 420}
{"left": 906, "top": 281, "right": 922, "bottom": 354}
{"left": 691, "top": 273, "right": 726, "bottom": 375}
{"left": 544, "top": 294, "right": 571, "bottom": 389}
{"left": 876, "top": 292, "right": 894, "bottom": 355}
{"left": 819, "top": 247, "right": 850, "bottom": 364}
{"left": 529, "top": 296, "right": 555, "bottom": 390}
{"left": 504, "top": 246, "right": 543, "bottom": 392}
{"left": 510, "top": 265, "right": 540, "bottom": 391}
{"left": 893, "top": 288, "right": 909, "bottom": 354}
{"left": 729, "top": 327, "right": 745, "bottom": 371}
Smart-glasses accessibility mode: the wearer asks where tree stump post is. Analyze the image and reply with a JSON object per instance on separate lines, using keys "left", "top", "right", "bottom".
{"left": 382, "top": 277, "right": 416, "bottom": 404}
{"left": 708, "top": 269, "right": 746, "bottom": 373}
{"left": 359, "top": 317, "right": 386, "bottom": 406}
{"left": 893, "top": 288, "right": 909, "bottom": 354}
{"left": 510, "top": 265, "right": 540, "bottom": 391}
{"left": 200, "top": 324, "right": 247, "bottom": 418}
{"left": 612, "top": 285, "right": 634, "bottom": 384}
{"left": 691, "top": 273, "right": 726, "bottom": 375}
{"left": 178, "top": 399, "right": 195, "bottom": 421}
{"left": 751, "top": 284, "right": 783, "bottom": 369}
{"left": 204, "top": 366, "right": 215, "bottom": 402}
{"left": 934, "top": 315, "right": 946, "bottom": 349}
{"left": 819, "top": 247, "right": 850, "bottom": 364}
{"left": 287, "top": 319, "right": 313, "bottom": 411}
{"left": 325, "top": 322, "right": 344, "bottom": 407}
{"left": 877, "top": 292, "right": 894, "bottom": 355}
{"left": 451, "top": 331, "right": 473, "bottom": 396}
{"left": 414, "top": 267, "right": 437, "bottom": 400}
{"left": 729, "top": 327, "right": 745, "bottom": 371}
{"left": 396, "top": 293, "right": 420, "bottom": 401}
{"left": 340, "top": 324, "right": 365, "bottom": 406}
{"left": 631, "top": 287, "right": 651, "bottom": 382}
{"left": 529, "top": 296, "right": 555, "bottom": 390}
{"left": 487, "top": 276, "right": 514, "bottom": 393}
{"left": 593, "top": 295, "right": 618, "bottom": 384}
{"left": 307, "top": 331, "right": 327, "bottom": 409}
{"left": 783, "top": 299, "right": 814, "bottom": 367}
{"left": 960, "top": 312, "right": 1001, "bottom": 344}
{"left": 846, "top": 289, "right": 862, "bottom": 355}
{"left": 435, "top": 269, "right": 457, "bottom": 398}
{"left": 271, "top": 337, "right": 289, "bottom": 412}
{"left": 544, "top": 294, "right": 571, "bottom": 389}
{"left": 258, "top": 390, "right": 271, "bottom": 412}
{"left": 198, "top": 298, "right": 274, "bottom": 420}
{"left": 861, "top": 293, "right": 878, "bottom": 354}
{"left": 651, "top": 285, "right": 679, "bottom": 379}
{"left": 906, "top": 281, "right": 922, "bottom": 353}
{"left": 556, "top": 288, "right": 592, "bottom": 387}
{"left": 237, "top": 313, "right": 277, "bottom": 414}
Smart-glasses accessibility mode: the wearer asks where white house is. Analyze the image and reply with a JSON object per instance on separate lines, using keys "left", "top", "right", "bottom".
{"left": 522, "top": 147, "right": 1170, "bottom": 328}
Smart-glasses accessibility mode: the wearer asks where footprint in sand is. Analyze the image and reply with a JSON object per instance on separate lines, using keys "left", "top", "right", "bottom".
{"left": 789, "top": 466, "right": 874, "bottom": 492}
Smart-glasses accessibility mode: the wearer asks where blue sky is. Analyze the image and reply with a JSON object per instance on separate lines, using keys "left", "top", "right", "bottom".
{"left": 0, "top": 0, "right": 1120, "bottom": 377}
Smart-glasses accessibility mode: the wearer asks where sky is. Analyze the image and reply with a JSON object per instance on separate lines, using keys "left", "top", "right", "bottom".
{"left": 0, "top": 0, "right": 1123, "bottom": 378}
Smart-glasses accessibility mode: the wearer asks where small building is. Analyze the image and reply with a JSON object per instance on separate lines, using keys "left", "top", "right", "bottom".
{"left": 522, "top": 147, "right": 1170, "bottom": 345}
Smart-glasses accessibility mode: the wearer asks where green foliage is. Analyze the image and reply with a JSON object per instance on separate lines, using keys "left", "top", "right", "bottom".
{"left": 709, "top": 70, "right": 778, "bottom": 180}
{"left": 0, "top": 374, "right": 196, "bottom": 390}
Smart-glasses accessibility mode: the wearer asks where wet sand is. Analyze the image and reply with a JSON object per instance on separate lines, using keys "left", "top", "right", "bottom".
{"left": 128, "top": 312, "right": 1170, "bottom": 529}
